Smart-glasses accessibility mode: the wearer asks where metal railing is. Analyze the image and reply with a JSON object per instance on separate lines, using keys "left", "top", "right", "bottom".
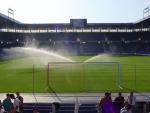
{"left": 0, "top": 27, "right": 150, "bottom": 33}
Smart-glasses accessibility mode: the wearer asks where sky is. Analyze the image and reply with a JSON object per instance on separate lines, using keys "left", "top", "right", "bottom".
{"left": 0, "top": 0, "right": 150, "bottom": 23}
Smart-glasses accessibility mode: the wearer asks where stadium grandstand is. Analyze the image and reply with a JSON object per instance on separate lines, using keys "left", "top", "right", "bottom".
{"left": 0, "top": 12, "right": 150, "bottom": 55}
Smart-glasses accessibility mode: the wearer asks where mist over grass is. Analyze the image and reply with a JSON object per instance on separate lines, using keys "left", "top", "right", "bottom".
{"left": 0, "top": 55, "right": 150, "bottom": 93}
{"left": 0, "top": 39, "right": 150, "bottom": 93}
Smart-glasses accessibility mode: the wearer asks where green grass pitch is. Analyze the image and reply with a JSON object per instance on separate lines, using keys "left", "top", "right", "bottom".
{"left": 0, "top": 55, "right": 150, "bottom": 93}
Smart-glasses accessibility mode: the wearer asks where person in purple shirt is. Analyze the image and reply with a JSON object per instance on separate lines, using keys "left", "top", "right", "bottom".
{"left": 98, "top": 92, "right": 118, "bottom": 113}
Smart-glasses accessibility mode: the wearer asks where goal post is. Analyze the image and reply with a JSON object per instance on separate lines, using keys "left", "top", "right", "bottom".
{"left": 117, "top": 63, "right": 123, "bottom": 89}
{"left": 46, "top": 62, "right": 122, "bottom": 93}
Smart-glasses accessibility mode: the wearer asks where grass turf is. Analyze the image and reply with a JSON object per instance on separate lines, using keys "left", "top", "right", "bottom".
{"left": 0, "top": 55, "right": 150, "bottom": 93}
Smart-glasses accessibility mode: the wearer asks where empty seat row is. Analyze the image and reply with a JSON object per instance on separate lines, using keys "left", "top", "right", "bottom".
{"left": 23, "top": 103, "right": 97, "bottom": 113}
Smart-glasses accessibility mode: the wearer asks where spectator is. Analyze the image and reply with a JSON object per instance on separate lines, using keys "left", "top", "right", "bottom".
{"left": 16, "top": 92, "right": 23, "bottom": 103}
{"left": 14, "top": 96, "right": 21, "bottom": 113}
{"left": 0, "top": 100, "right": 5, "bottom": 113}
{"left": 98, "top": 92, "right": 116, "bottom": 113}
{"left": 114, "top": 92, "right": 125, "bottom": 110}
{"left": 9, "top": 105, "right": 15, "bottom": 113}
{"left": 2, "top": 93, "right": 12, "bottom": 113}
{"left": 10, "top": 94, "right": 15, "bottom": 103}
{"left": 9, "top": 94, "right": 16, "bottom": 113}
{"left": 120, "top": 101, "right": 132, "bottom": 113}
{"left": 15, "top": 92, "right": 23, "bottom": 113}
{"left": 126, "top": 91, "right": 136, "bottom": 113}
{"left": 99, "top": 92, "right": 112, "bottom": 106}
{"left": 126, "top": 92, "right": 136, "bottom": 106}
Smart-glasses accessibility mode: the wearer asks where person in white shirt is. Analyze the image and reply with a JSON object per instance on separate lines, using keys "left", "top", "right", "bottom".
{"left": 16, "top": 92, "right": 23, "bottom": 113}
{"left": 126, "top": 91, "right": 136, "bottom": 113}
{"left": 13, "top": 98, "right": 21, "bottom": 113}
{"left": 126, "top": 92, "right": 136, "bottom": 106}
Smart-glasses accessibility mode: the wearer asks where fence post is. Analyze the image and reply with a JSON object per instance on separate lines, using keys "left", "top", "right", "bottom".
{"left": 134, "top": 64, "right": 137, "bottom": 90}
{"left": 143, "top": 102, "right": 147, "bottom": 113}
{"left": 74, "top": 97, "right": 79, "bottom": 113}
{"left": 52, "top": 102, "right": 60, "bottom": 113}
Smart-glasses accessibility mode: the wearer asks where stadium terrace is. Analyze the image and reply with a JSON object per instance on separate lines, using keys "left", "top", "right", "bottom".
{"left": 0, "top": 13, "right": 150, "bottom": 55}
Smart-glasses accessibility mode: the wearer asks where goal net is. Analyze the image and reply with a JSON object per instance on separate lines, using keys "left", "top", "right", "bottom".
{"left": 46, "top": 62, "right": 122, "bottom": 93}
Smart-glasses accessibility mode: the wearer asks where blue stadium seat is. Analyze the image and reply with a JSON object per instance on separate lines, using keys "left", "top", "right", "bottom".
{"left": 78, "top": 103, "right": 97, "bottom": 113}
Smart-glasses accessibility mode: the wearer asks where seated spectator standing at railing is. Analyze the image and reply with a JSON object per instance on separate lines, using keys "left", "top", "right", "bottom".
{"left": 15, "top": 92, "right": 23, "bottom": 113}
{"left": 126, "top": 92, "right": 136, "bottom": 113}
{"left": 114, "top": 92, "right": 125, "bottom": 113}
{"left": 10, "top": 94, "right": 16, "bottom": 113}
{"left": 98, "top": 92, "right": 117, "bottom": 113}
{"left": 14, "top": 95, "right": 21, "bottom": 113}
{"left": 2, "top": 94, "right": 12, "bottom": 113}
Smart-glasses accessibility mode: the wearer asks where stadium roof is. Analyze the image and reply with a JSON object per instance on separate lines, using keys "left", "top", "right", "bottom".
{"left": 0, "top": 13, "right": 22, "bottom": 24}
{"left": 0, "top": 12, "right": 149, "bottom": 27}
{"left": 135, "top": 15, "right": 150, "bottom": 24}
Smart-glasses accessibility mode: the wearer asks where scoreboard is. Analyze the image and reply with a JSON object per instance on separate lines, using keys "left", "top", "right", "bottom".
{"left": 70, "top": 19, "right": 87, "bottom": 28}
